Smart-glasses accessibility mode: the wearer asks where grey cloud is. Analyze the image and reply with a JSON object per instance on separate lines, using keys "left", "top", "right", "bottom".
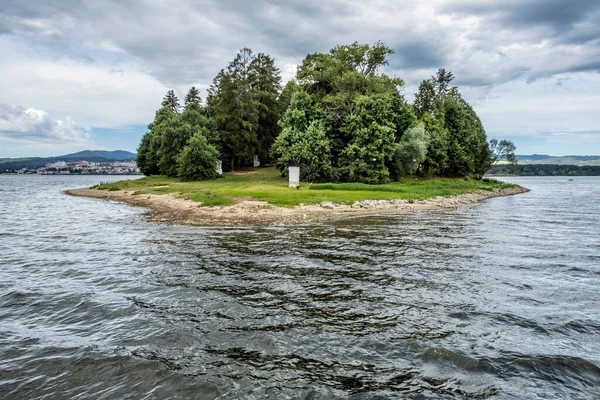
{"left": 443, "top": 0, "right": 600, "bottom": 32}
{"left": 391, "top": 42, "right": 447, "bottom": 69}
{"left": 1, "top": 0, "right": 599, "bottom": 91}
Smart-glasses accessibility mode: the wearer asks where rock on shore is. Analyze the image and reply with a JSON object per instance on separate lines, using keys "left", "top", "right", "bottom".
{"left": 66, "top": 186, "right": 529, "bottom": 227}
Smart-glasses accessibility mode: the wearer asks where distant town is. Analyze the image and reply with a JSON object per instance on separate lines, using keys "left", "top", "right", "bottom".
{"left": 13, "top": 160, "right": 140, "bottom": 175}
{"left": 0, "top": 150, "right": 141, "bottom": 175}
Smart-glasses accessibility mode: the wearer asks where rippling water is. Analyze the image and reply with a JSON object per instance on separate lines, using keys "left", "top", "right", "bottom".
{"left": 1, "top": 175, "right": 599, "bottom": 399}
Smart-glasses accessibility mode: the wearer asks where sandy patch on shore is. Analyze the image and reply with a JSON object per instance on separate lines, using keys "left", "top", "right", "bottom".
{"left": 66, "top": 186, "right": 529, "bottom": 226}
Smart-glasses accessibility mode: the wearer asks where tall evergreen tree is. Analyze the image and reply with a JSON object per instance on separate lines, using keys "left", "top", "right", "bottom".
{"left": 209, "top": 48, "right": 259, "bottom": 170}
{"left": 250, "top": 53, "right": 282, "bottom": 164}
{"left": 413, "top": 80, "right": 437, "bottom": 118}
{"left": 211, "top": 71, "right": 258, "bottom": 170}
{"left": 184, "top": 86, "right": 201, "bottom": 107}
{"left": 206, "top": 69, "right": 225, "bottom": 116}
{"left": 432, "top": 68, "right": 456, "bottom": 96}
{"left": 161, "top": 90, "right": 181, "bottom": 113}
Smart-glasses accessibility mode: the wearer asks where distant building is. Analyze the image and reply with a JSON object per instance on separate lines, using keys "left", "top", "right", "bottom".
{"left": 47, "top": 161, "right": 67, "bottom": 169}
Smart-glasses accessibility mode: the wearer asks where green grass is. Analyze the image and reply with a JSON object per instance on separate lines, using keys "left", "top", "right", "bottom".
{"left": 92, "top": 166, "right": 516, "bottom": 207}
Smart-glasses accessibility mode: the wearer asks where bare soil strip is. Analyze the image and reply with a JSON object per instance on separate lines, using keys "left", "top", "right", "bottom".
{"left": 66, "top": 186, "right": 529, "bottom": 226}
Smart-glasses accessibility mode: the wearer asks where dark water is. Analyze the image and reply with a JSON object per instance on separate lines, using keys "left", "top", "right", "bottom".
{"left": 1, "top": 175, "right": 599, "bottom": 399}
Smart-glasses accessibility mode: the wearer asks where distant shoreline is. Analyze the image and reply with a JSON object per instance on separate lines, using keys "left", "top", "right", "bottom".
{"left": 1, "top": 173, "right": 142, "bottom": 176}
{"left": 66, "top": 185, "right": 529, "bottom": 227}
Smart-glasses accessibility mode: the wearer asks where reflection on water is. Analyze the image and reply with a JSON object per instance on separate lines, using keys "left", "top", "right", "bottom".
{"left": 1, "top": 175, "right": 599, "bottom": 399}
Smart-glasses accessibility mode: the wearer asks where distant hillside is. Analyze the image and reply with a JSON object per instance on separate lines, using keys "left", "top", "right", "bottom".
{"left": 516, "top": 154, "right": 600, "bottom": 166}
{"left": 489, "top": 164, "right": 600, "bottom": 176}
{"left": 61, "top": 150, "right": 136, "bottom": 161}
{"left": 0, "top": 150, "right": 136, "bottom": 170}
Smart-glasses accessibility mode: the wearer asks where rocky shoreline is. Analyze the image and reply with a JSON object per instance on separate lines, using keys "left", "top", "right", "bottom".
{"left": 66, "top": 185, "right": 529, "bottom": 226}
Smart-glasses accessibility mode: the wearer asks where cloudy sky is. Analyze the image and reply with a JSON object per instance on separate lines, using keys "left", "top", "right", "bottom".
{"left": 1, "top": 0, "right": 599, "bottom": 157}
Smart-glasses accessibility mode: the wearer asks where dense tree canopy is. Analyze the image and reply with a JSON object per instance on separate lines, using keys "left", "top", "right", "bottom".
{"left": 178, "top": 130, "right": 220, "bottom": 181}
{"left": 271, "top": 91, "right": 335, "bottom": 182}
{"left": 207, "top": 48, "right": 282, "bottom": 170}
{"left": 137, "top": 41, "right": 515, "bottom": 182}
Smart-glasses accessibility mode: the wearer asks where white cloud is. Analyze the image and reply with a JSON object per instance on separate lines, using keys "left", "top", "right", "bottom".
{"left": 475, "top": 72, "right": 600, "bottom": 138}
{"left": 0, "top": 103, "right": 98, "bottom": 150}
{"left": 0, "top": 36, "right": 169, "bottom": 129}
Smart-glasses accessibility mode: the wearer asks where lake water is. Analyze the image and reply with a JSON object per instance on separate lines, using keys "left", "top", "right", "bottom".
{"left": 0, "top": 175, "right": 599, "bottom": 399}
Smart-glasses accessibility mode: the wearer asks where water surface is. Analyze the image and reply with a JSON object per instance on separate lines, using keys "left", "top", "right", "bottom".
{"left": 1, "top": 175, "right": 599, "bottom": 399}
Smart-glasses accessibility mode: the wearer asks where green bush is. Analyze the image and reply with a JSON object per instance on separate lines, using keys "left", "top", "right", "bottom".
{"left": 177, "top": 130, "right": 220, "bottom": 181}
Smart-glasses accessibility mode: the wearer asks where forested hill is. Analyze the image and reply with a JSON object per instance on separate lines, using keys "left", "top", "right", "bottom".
{"left": 60, "top": 150, "right": 136, "bottom": 161}
{"left": 516, "top": 155, "right": 600, "bottom": 166}
{"left": 489, "top": 164, "right": 600, "bottom": 176}
{"left": 0, "top": 150, "right": 136, "bottom": 170}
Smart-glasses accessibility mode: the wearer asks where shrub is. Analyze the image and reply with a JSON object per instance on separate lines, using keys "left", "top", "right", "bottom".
{"left": 177, "top": 130, "right": 220, "bottom": 181}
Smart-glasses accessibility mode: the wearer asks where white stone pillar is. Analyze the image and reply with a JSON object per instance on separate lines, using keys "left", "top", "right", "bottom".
{"left": 288, "top": 159, "right": 300, "bottom": 188}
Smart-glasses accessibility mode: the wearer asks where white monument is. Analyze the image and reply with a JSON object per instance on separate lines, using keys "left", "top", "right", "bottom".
{"left": 253, "top": 155, "right": 260, "bottom": 167}
{"left": 288, "top": 159, "right": 300, "bottom": 188}
{"left": 216, "top": 160, "right": 223, "bottom": 175}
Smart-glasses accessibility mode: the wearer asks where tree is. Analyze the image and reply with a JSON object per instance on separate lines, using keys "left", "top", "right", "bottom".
{"left": 136, "top": 106, "right": 177, "bottom": 176}
{"left": 157, "top": 115, "right": 195, "bottom": 177}
{"left": 181, "top": 101, "right": 220, "bottom": 151}
{"left": 475, "top": 139, "right": 517, "bottom": 179}
{"left": 184, "top": 86, "right": 201, "bottom": 107}
{"left": 206, "top": 69, "right": 225, "bottom": 115}
{"left": 338, "top": 95, "right": 397, "bottom": 184}
{"left": 161, "top": 90, "right": 181, "bottom": 113}
{"left": 177, "top": 130, "right": 220, "bottom": 181}
{"left": 413, "top": 80, "right": 436, "bottom": 118}
{"left": 271, "top": 91, "right": 326, "bottom": 175}
{"left": 442, "top": 94, "right": 488, "bottom": 177}
{"left": 420, "top": 112, "right": 450, "bottom": 176}
{"left": 432, "top": 68, "right": 456, "bottom": 96}
{"left": 212, "top": 71, "right": 258, "bottom": 170}
{"left": 278, "top": 80, "right": 299, "bottom": 116}
{"left": 209, "top": 48, "right": 260, "bottom": 170}
{"left": 293, "top": 41, "right": 413, "bottom": 178}
{"left": 271, "top": 120, "right": 336, "bottom": 182}
{"left": 136, "top": 132, "right": 158, "bottom": 176}
{"left": 389, "top": 123, "right": 430, "bottom": 180}
{"left": 250, "top": 53, "right": 282, "bottom": 164}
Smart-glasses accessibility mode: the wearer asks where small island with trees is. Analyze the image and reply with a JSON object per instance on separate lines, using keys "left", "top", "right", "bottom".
{"left": 68, "top": 42, "right": 527, "bottom": 226}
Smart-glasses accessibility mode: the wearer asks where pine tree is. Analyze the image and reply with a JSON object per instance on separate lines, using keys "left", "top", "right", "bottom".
{"left": 161, "top": 90, "right": 181, "bottom": 113}
{"left": 432, "top": 68, "right": 456, "bottom": 96}
{"left": 206, "top": 70, "right": 225, "bottom": 116}
{"left": 209, "top": 48, "right": 259, "bottom": 170}
{"left": 213, "top": 72, "right": 258, "bottom": 170}
{"left": 413, "top": 80, "right": 436, "bottom": 118}
{"left": 249, "top": 53, "right": 282, "bottom": 164}
{"left": 184, "top": 86, "right": 201, "bottom": 107}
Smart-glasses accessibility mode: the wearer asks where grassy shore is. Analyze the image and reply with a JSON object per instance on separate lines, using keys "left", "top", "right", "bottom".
{"left": 91, "top": 166, "right": 516, "bottom": 207}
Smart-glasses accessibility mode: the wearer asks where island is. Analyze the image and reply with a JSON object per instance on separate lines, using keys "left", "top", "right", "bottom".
{"left": 67, "top": 167, "right": 527, "bottom": 226}
{"left": 68, "top": 42, "right": 529, "bottom": 225}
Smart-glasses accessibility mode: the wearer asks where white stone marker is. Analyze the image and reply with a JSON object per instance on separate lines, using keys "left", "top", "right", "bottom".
{"left": 288, "top": 159, "right": 300, "bottom": 188}
{"left": 216, "top": 160, "right": 223, "bottom": 175}
{"left": 253, "top": 155, "right": 260, "bottom": 167}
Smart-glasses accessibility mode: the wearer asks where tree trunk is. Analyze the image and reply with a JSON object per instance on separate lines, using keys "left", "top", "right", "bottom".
{"left": 230, "top": 155, "right": 235, "bottom": 171}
